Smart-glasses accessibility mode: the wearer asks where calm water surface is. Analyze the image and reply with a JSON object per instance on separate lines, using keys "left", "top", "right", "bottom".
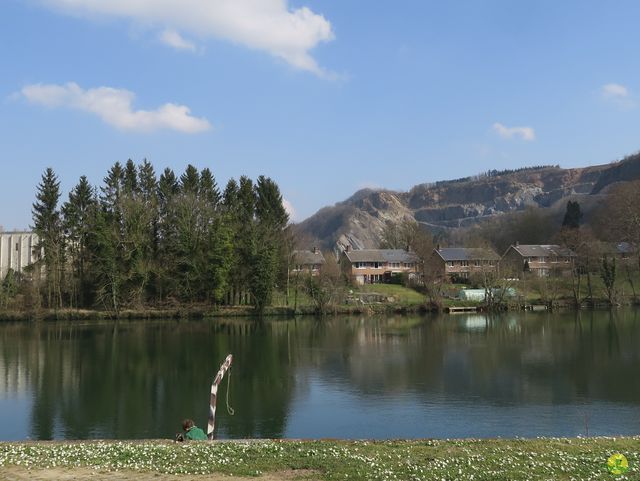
{"left": 1, "top": 310, "right": 639, "bottom": 440}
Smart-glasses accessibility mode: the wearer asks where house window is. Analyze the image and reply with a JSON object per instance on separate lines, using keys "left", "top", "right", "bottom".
{"left": 447, "top": 261, "right": 454, "bottom": 267}
{"left": 461, "top": 261, "right": 469, "bottom": 267}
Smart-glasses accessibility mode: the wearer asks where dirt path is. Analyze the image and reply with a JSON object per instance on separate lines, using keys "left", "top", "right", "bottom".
{"left": 0, "top": 466, "right": 320, "bottom": 481}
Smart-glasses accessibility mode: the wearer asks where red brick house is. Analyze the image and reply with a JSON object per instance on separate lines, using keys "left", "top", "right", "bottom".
{"left": 291, "top": 248, "right": 325, "bottom": 277}
{"left": 501, "top": 244, "right": 576, "bottom": 277}
{"left": 431, "top": 247, "right": 500, "bottom": 280}
{"left": 341, "top": 247, "right": 419, "bottom": 285}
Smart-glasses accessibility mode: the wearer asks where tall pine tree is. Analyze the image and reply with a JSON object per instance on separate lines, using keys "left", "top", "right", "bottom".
{"left": 562, "top": 201, "right": 583, "bottom": 229}
{"left": 252, "top": 176, "right": 289, "bottom": 313}
{"left": 32, "top": 168, "right": 64, "bottom": 308}
{"left": 62, "top": 176, "right": 96, "bottom": 307}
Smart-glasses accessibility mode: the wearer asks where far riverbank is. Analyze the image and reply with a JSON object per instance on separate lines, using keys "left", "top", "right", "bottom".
{"left": 1, "top": 300, "right": 636, "bottom": 322}
{"left": 0, "top": 303, "right": 429, "bottom": 322}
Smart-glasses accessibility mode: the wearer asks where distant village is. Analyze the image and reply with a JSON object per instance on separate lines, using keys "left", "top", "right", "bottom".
{"left": 293, "top": 241, "right": 632, "bottom": 284}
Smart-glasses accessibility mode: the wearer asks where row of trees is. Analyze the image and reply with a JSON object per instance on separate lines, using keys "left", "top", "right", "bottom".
{"left": 27, "top": 160, "right": 289, "bottom": 314}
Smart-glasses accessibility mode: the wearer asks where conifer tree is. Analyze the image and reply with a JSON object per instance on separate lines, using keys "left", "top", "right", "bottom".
{"left": 252, "top": 176, "right": 289, "bottom": 313}
{"left": 199, "top": 168, "right": 221, "bottom": 208}
{"left": 158, "top": 168, "right": 180, "bottom": 207}
{"left": 101, "top": 162, "right": 124, "bottom": 213}
{"left": 156, "top": 168, "right": 181, "bottom": 300}
{"left": 62, "top": 175, "right": 95, "bottom": 307}
{"left": 562, "top": 201, "right": 583, "bottom": 229}
{"left": 32, "top": 167, "right": 64, "bottom": 308}
{"left": 123, "top": 159, "right": 139, "bottom": 195}
{"left": 180, "top": 164, "right": 200, "bottom": 194}
{"left": 223, "top": 178, "right": 239, "bottom": 211}
{"left": 255, "top": 175, "right": 289, "bottom": 229}
{"left": 235, "top": 176, "right": 257, "bottom": 305}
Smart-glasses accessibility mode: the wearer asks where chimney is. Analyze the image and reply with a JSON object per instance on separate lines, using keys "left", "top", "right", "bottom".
{"left": 345, "top": 245, "right": 351, "bottom": 253}
{"left": 312, "top": 246, "right": 318, "bottom": 254}
{"left": 436, "top": 243, "right": 441, "bottom": 251}
{"left": 515, "top": 241, "right": 519, "bottom": 247}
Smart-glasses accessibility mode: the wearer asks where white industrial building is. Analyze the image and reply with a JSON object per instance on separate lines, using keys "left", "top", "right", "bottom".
{"left": 0, "top": 231, "right": 40, "bottom": 280}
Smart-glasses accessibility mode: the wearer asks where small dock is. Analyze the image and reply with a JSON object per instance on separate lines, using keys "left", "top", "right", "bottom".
{"left": 524, "top": 304, "right": 549, "bottom": 311}
{"left": 445, "top": 306, "right": 480, "bottom": 313}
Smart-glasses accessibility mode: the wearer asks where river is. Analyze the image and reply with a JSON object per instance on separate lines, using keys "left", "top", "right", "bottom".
{"left": 0, "top": 310, "right": 639, "bottom": 440}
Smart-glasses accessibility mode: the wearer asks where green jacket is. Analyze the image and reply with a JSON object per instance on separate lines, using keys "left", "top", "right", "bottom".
{"left": 185, "top": 426, "right": 208, "bottom": 441}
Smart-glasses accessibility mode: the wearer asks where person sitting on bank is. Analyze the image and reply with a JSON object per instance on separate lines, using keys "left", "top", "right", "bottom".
{"left": 182, "top": 419, "right": 208, "bottom": 440}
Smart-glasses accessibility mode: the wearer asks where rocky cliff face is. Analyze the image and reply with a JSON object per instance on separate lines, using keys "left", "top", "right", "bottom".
{"left": 297, "top": 153, "right": 640, "bottom": 249}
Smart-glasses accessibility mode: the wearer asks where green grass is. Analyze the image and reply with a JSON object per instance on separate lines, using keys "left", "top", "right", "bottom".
{"left": 271, "top": 288, "right": 315, "bottom": 309}
{"left": 358, "top": 284, "right": 425, "bottom": 305}
{"left": 1, "top": 438, "right": 639, "bottom": 480}
{"left": 506, "top": 272, "right": 640, "bottom": 304}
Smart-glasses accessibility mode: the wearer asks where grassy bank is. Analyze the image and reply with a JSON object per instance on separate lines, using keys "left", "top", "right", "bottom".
{"left": 2, "top": 279, "right": 639, "bottom": 322}
{"left": 0, "top": 285, "right": 431, "bottom": 322}
{"left": 0, "top": 438, "right": 638, "bottom": 480}
{"left": 0, "top": 303, "right": 428, "bottom": 323}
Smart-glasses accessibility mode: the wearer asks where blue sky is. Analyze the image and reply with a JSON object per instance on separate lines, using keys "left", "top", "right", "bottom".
{"left": 1, "top": 0, "right": 639, "bottom": 229}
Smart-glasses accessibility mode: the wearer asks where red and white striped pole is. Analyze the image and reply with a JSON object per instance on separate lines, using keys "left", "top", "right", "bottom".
{"left": 207, "top": 354, "right": 233, "bottom": 440}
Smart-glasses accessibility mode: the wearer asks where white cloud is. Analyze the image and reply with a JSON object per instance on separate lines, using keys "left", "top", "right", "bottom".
{"left": 40, "top": 0, "right": 335, "bottom": 76}
{"left": 492, "top": 122, "right": 535, "bottom": 141}
{"left": 602, "top": 83, "right": 629, "bottom": 99}
{"left": 601, "top": 83, "right": 634, "bottom": 108}
{"left": 21, "top": 82, "right": 211, "bottom": 133}
{"left": 160, "top": 29, "right": 196, "bottom": 52}
{"left": 283, "top": 198, "right": 296, "bottom": 222}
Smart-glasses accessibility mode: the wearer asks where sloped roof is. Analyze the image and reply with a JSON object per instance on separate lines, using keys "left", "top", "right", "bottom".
{"left": 344, "top": 249, "right": 419, "bottom": 263}
{"left": 434, "top": 247, "right": 500, "bottom": 262}
{"left": 511, "top": 244, "right": 576, "bottom": 257}
{"left": 293, "top": 250, "right": 326, "bottom": 265}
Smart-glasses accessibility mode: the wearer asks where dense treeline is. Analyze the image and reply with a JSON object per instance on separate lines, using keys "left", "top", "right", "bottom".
{"left": 432, "top": 165, "right": 560, "bottom": 186}
{"left": 27, "top": 160, "right": 289, "bottom": 315}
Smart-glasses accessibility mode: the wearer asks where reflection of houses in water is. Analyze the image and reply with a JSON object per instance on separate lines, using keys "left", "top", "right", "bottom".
{"left": 457, "top": 315, "right": 521, "bottom": 332}
{"left": 353, "top": 317, "right": 424, "bottom": 346}
{"left": 0, "top": 331, "right": 80, "bottom": 399}
{"left": 459, "top": 315, "right": 488, "bottom": 331}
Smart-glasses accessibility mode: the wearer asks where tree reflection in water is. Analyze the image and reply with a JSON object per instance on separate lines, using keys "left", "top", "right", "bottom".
{"left": 0, "top": 310, "right": 639, "bottom": 440}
